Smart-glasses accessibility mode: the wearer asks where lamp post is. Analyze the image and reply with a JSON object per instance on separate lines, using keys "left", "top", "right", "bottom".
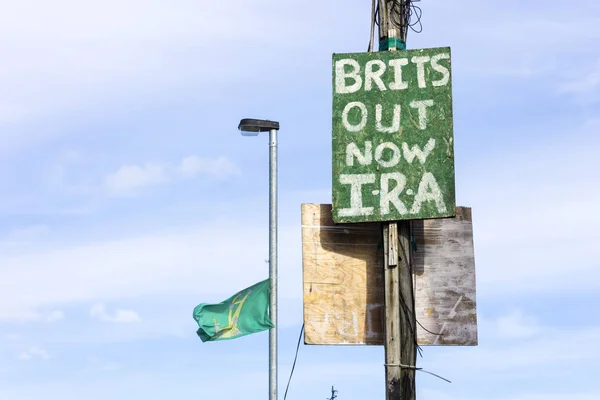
{"left": 238, "top": 118, "right": 279, "bottom": 400}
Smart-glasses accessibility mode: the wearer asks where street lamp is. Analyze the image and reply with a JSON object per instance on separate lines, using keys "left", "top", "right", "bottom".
{"left": 238, "top": 118, "right": 279, "bottom": 400}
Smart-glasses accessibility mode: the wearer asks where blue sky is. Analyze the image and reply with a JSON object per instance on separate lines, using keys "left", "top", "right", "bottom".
{"left": 1, "top": 0, "right": 599, "bottom": 399}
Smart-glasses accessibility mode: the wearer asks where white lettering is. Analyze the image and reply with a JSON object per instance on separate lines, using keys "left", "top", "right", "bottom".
{"left": 411, "top": 56, "right": 430, "bottom": 88}
{"left": 338, "top": 312, "right": 359, "bottom": 337}
{"left": 338, "top": 174, "right": 376, "bottom": 217}
{"left": 342, "top": 101, "right": 368, "bottom": 132}
{"left": 409, "top": 100, "right": 434, "bottom": 130}
{"left": 402, "top": 138, "right": 436, "bottom": 164}
{"left": 365, "top": 60, "right": 387, "bottom": 91}
{"left": 380, "top": 172, "right": 408, "bottom": 215}
{"left": 335, "top": 59, "right": 362, "bottom": 94}
{"left": 375, "top": 104, "right": 401, "bottom": 133}
{"left": 346, "top": 141, "right": 372, "bottom": 166}
{"left": 431, "top": 53, "right": 450, "bottom": 87}
{"left": 388, "top": 58, "right": 409, "bottom": 90}
{"left": 374, "top": 142, "right": 401, "bottom": 168}
{"left": 365, "top": 304, "right": 383, "bottom": 339}
{"left": 410, "top": 172, "right": 447, "bottom": 214}
{"left": 312, "top": 313, "right": 333, "bottom": 337}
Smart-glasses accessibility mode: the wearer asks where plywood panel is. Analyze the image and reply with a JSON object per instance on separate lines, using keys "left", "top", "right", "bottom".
{"left": 412, "top": 206, "right": 477, "bottom": 345}
{"left": 301, "top": 203, "right": 477, "bottom": 346}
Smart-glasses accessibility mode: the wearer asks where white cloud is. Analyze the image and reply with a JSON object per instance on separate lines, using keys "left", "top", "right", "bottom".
{"left": 104, "top": 155, "right": 240, "bottom": 196}
{"left": 90, "top": 303, "right": 141, "bottom": 324}
{"left": 421, "top": 390, "right": 600, "bottom": 400}
{"left": 179, "top": 156, "right": 241, "bottom": 179}
{"left": 558, "top": 59, "right": 600, "bottom": 105}
{"left": 419, "top": 1, "right": 600, "bottom": 84}
{"left": 19, "top": 346, "right": 50, "bottom": 361}
{"left": 457, "top": 120, "right": 600, "bottom": 298}
{"left": 415, "top": 316, "right": 600, "bottom": 400}
{"left": 493, "top": 310, "right": 540, "bottom": 340}
{"left": 85, "top": 357, "right": 121, "bottom": 372}
{"left": 0, "top": 220, "right": 299, "bottom": 321}
{"left": 105, "top": 163, "right": 167, "bottom": 195}
{"left": 99, "top": 362, "right": 121, "bottom": 372}
{"left": 46, "top": 310, "right": 65, "bottom": 323}
{"left": 5, "top": 225, "right": 49, "bottom": 240}
{"left": 429, "top": 324, "right": 600, "bottom": 374}
{"left": 0, "top": 0, "right": 337, "bottom": 154}
{"left": 559, "top": 59, "right": 600, "bottom": 94}
{"left": 504, "top": 395, "right": 599, "bottom": 400}
{"left": 0, "top": 225, "right": 50, "bottom": 251}
{"left": 0, "top": 309, "right": 66, "bottom": 324}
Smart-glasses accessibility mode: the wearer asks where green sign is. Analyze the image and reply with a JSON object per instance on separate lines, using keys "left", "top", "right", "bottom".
{"left": 332, "top": 47, "right": 456, "bottom": 223}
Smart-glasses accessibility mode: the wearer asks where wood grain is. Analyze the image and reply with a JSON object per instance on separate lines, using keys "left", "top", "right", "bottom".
{"left": 301, "top": 203, "right": 477, "bottom": 346}
{"left": 383, "top": 222, "right": 402, "bottom": 396}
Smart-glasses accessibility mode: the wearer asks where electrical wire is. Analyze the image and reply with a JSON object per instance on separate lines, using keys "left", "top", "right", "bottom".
{"left": 396, "top": 233, "right": 423, "bottom": 358}
{"left": 407, "top": 0, "right": 423, "bottom": 33}
{"left": 385, "top": 363, "right": 452, "bottom": 383}
{"left": 372, "top": 0, "right": 424, "bottom": 45}
{"left": 389, "top": 0, "right": 423, "bottom": 39}
{"left": 369, "top": 0, "right": 376, "bottom": 52}
{"left": 283, "top": 324, "right": 304, "bottom": 400}
{"left": 416, "top": 318, "right": 444, "bottom": 337}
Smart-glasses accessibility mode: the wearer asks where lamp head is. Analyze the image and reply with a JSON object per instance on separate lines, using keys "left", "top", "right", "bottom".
{"left": 238, "top": 118, "right": 280, "bottom": 136}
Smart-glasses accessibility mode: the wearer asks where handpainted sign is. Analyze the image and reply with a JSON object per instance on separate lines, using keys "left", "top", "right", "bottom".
{"left": 301, "top": 203, "right": 477, "bottom": 346}
{"left": 332, "top": 47, "right": 456, "bottom": 223}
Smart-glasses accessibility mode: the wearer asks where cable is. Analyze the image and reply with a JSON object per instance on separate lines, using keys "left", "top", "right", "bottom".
{"left": 391, "top": 0, "right": 424, "bottom": 38}
{"left": 416, "top": 318, "right": 444, "bottom": 336}
{"left": 368, "top": 0, "right": 376, "bottom": 52}
{"left": 396, "top": 232, "right": 423, "bottom": 358}
{"left": 283, "top": 324, "right": 304, "bottom": 400}
{"left": 376, "top": 0, "right": 424, "bottom": 44}
{"left": 407, "top": 0, "right": 423, "bottom": 33}
{"left": 384, "top": 363, "right": 452, "bottom": 384}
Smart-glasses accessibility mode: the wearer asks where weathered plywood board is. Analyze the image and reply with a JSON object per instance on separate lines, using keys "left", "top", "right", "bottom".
{"left": 301, "top": 203, "right": 384, "bottom": 345}
{"left": 302, "top": 203, "right": 477, "bottom": 346}
{"left": 331, "top": 47, "right": 455, "bottom": 224}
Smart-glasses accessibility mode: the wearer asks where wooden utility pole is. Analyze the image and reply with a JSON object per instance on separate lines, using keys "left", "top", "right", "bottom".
{"left": 379, "top": 1, "right": 417, "bottom": 399}
{"left": 383, "top": 222, "right": 402, "bottom": 399}
{"left": 378, "top": 0, "right": 409, "bottom": 51}
{"left": 383, "top": 220, "right": 416, "bottom": 400}
{"left": 398, "top": 221, "right": 416, "bottom": 399}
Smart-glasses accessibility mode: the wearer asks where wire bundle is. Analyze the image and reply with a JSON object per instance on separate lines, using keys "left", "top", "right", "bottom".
{"left": 370, "top": 0, "right": 424, "bottom": 50}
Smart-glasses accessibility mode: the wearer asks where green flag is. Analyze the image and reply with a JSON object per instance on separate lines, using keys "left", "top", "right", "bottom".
{"left": 193, "top": 279, "right": 274, "bottom": 342}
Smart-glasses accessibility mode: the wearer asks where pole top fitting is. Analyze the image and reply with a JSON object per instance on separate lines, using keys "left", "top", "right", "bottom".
{"left": 379, "top": 37, "right": 406, "bottom": 51}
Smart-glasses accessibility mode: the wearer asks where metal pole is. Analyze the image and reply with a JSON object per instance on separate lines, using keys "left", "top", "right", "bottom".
{"left": 268, "top": 128, "right": 278, "bottom": 400}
